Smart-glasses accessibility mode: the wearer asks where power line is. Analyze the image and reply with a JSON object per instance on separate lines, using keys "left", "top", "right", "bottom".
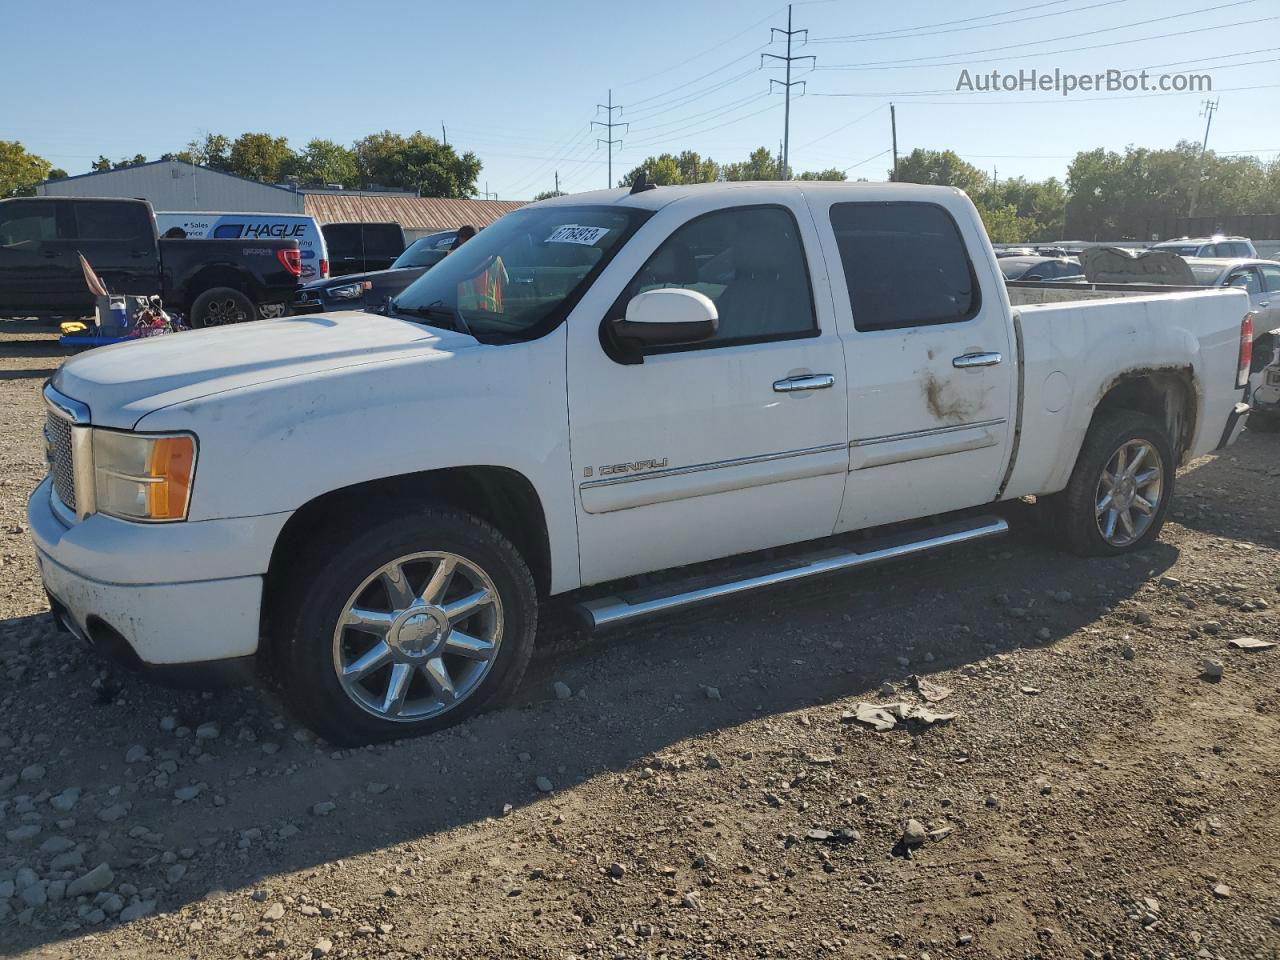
{"left": 843, "top": 148, "right": 891, "bottom": 174}
{"left": 795, "top": 102, "right": 887, "bottom": 150}
{"left": 614, "top": 7, "right": 784, "bottom": 88}
{"left": 628, "top": 45, "right": 770, "bottom": 109}
{"left": 592, "top": 89, "right": 628, "bottom": 188}
{"left": 809, "top": 0, "right": 1130, "bottom": 45}
{"left": 816, "top": 0, "right": 1263, "bottom": 70}
{"left": 807, "top": 0, "right": 1076, "bottom": 42}
{"left": 626, "top": 100, "right": 785, "bottom": 150}
{"left": 762, "top": 4, "right": 815, "bottom": 179}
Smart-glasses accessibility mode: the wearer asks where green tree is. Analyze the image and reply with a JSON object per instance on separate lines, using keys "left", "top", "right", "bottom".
{"left": 0, "top": 140, "right": 53, "bottom": 197}
{"left": 722, "top": 147, "right": 780, "bottom": 181}
{"left": 972, "top": 201, "right": 1033, "bottom": 243}
{"left": 619, "top": 153, "right": 684, "bottom": 187}
{"left": 794, "top": 168, "right": 845, "bottom": 181}
{"left": 48, "top": 168, "right": 68, "bottom": 181}
{"left": 228, "top": 133, "right": 292, "bottom": 182}
{"left": 893, "top": 148, "right": 988, "bottom": 194}
{"left": 532, "top": 189, "right": 567, "bottom": 201}
{"left": 91, "top": 155, "right": 112, "bottom": 172}
{"left": 112, "top": 154, "right": 147, "bottom": 169}
{"left": 285, "top": 138, "right": 358, "bottom": 187}
{"left": 353, "top": 131, "right": 481, "bottom": 197}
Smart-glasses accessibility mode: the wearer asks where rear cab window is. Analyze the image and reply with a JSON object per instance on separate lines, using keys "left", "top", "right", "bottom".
{"left": 72, "top": 202, "right": 151, "bottom": 242}
{"left": 829, "top": 201, "right": 980, "bottom": 331}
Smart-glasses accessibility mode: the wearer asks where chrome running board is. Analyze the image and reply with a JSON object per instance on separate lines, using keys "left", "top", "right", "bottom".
{"left": 576, "top": 515, "right": 1008, "bottom": 632}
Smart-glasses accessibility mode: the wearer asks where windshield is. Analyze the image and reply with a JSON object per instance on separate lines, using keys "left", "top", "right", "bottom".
{"left": 392, "top": 205, "right": 647, "bottom": 341}
{"left": 392, "top": 235, "right": 452, "bottom": 269}
{"left": 1188, "top": 263, "right": 1226, "bottom": 284}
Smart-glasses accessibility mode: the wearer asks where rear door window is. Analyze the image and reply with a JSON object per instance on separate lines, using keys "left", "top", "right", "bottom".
{"left": 72, "top": 202, "right": 151, "bottom": 242}
{"left": 830, "top": 202, "right": 979, "bottom": 331}
{"left": 362, "top": 224, "right": 404, "bottom": 257}
{"left": 1258, "top": 264, "right": 1280, "bottom": 292}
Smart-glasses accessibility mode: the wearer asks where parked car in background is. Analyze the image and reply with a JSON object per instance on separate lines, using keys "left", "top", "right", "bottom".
{"left": 0, "top": 197, "right": 301, "bottom": 326}
{"left": 999, "top": 255, "right": 1083, "bottom": 281}
{"left": 322, "top": 222, "right": 407, "bottom": 276}
{"left": 155, "top": 211, "right": 329, "bottom": 283}
{"left": 1250, "top": 328, "right": 1280, "bottom": 431}
{"left": 31, "top": 181, "right": 1255, "bottom": 744}
{"left": 1184, "top": 258, "right": 1280, "bottom": 328}
{"left": 1151, "top": 236, "right": 1257, "bottom": 258}
{"left": 291, "top": 230, "right": 457, "bottom": 315}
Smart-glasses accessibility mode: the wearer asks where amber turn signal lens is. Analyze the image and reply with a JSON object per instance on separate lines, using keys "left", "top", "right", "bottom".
{"left": 146, "top": 436, "right": 195, "bottom": 520}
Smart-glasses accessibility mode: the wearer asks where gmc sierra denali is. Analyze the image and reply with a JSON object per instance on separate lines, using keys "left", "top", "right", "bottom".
{"left": 29, "top": 181, "right": 1256, "bottom": 744}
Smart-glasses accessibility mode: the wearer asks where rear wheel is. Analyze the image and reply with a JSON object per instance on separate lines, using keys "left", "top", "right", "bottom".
{"left": 277, "top": 506, "right": 537, "bottom": 745}
{"left": 190, "top": 287, "right": 255, "bottom": 328}
{"left": 1042, "top": 411, "right": 1174, "bottom": 556}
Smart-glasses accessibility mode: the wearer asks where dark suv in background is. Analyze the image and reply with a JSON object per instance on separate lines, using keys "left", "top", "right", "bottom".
{"left": 321, "top": 222, "right": 407, "bottom": 276}
{"left": 291, "top": 230, "right": 457, "bottom": 315}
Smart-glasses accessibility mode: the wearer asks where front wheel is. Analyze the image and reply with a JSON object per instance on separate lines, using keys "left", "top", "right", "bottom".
{"left": 277, "top": 506, "right": 537, "bottom": 745}
{"left": 1041, "top": 410, "right": 1175, "bottom": 556}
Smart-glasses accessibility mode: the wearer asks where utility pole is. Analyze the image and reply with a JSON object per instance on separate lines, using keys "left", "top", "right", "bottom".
{"left": 554, "top": 170, "right": 560, "bottom": 195}
{"left": 890, "top": 103, "right": 898, "bottom": 181}
{"left": 1187, "top": 97, "right": 1219, "bottom": 219}
{"left": 762, "top": 4, "right": 815, "bottom": 180}
{"left": 592, "top": 89, "right": 627, "bottom": 188}
{"left": 441, "top": 123, "right": 448, "bottom": 146}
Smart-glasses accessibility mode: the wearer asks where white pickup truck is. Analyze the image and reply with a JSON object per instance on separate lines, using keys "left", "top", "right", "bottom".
{"left": 29, "top": 182, "right": 1257, "bottom": 744}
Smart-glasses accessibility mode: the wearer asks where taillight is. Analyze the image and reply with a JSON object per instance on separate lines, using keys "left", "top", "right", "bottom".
{"left": 1237, "top": 312, "right": 1253, "bottom": 389}
{"left": 276, "top": 248, "right": 302, "bottom": 277}
{"left": 319, "top": 258, "right": 329, "bottom": 279}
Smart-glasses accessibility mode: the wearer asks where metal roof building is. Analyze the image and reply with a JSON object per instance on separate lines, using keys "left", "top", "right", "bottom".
{"left": 303, "top": 194, "right": 525, "bottom": 237}
{"left": 37, "top": 159, "right": 305, "bottom": 212}
{"left": 36, "top": 161, "right": 528, "bottom": 239}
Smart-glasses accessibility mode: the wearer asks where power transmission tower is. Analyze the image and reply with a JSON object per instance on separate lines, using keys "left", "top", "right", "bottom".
{"left": 592, "top": 89, "right": 627, "bottom": 188}
{"left": 1187, "top": 98, "right": 1220, "bottom": 219}
{"left": 762, "top": 4, "right": 815, "bottom": 180}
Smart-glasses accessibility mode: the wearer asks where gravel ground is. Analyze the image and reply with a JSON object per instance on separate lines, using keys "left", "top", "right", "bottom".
{"left": 1, "top": 327, "right": 1278, "bottom": 959}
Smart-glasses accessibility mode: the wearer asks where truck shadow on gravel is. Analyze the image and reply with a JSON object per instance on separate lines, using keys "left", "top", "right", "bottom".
{"left": 11, "top": 444, "right": 1274, "bottom": 951}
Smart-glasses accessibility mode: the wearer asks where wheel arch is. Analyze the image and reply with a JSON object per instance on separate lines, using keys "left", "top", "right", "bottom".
{"left": 182, "top": 267, "right": 261, "bottom": 312}
{"left": 261, "top": 465, "right": 552, "bottom": 647}
{"left": 1089, "top": 365, "right": 1198, "bottom": 464}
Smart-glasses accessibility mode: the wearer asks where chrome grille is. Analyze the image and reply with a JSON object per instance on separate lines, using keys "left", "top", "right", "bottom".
{"left": 45, "top": 411, "right": 76, "bottom": 511}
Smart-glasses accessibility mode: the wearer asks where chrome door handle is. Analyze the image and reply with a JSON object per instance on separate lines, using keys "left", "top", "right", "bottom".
{"left": 953, "top": 352, "right": 1002, "bottom": 369}
{"left": 773, "top": 374, "right": 836, "bottom": 393}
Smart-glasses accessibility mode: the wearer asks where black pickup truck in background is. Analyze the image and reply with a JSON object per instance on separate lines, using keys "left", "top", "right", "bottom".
{"left": 0, "top": 197, "right": 301, "bottom": 327}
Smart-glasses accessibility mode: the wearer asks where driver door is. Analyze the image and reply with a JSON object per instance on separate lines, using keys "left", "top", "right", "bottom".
{"left": 565, "top": 193, "right": 849, "bottom": 586}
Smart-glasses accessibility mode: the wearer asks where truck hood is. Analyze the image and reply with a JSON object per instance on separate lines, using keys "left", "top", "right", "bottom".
{"left": 52, "top": 312, "right": 476, "bottom": 429}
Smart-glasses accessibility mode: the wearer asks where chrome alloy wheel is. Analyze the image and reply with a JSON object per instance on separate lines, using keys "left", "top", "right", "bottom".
{"left": 332, "top": 552, "right": 503, "bottom": 722}
{"left": 1095, "top": 439, "right": 1164, "bottom": 547}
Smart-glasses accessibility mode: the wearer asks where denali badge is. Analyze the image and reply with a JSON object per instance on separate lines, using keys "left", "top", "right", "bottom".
{"left": 598, "top": 457, "right": 669, "bottom": 477}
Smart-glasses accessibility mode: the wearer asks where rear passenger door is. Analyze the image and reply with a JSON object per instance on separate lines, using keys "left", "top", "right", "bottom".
{"left": 67, "top": 201, "right": 159, "bottom": 299}
{"left": 1252, "top": 264, "right": 1280, "bottom": 329}
{"left": 812, "top": 198, "right": 1016, "bottom": 532}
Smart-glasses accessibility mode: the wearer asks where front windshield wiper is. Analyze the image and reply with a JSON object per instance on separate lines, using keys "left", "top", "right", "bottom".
{"left": 391, "top": 299, "right": 473, "bottom": 337}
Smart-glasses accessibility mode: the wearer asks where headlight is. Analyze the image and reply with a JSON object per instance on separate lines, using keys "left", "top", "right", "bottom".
{"left": 92, "top": 430, "right": 196, "bottom": 522}
{"left": 328, "top": 281, "right": 371, "bottom": 300}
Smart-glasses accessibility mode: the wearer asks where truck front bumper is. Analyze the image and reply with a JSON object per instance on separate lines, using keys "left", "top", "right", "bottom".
{"left": 27, "top": 477, "right": 289, "bottom": 685}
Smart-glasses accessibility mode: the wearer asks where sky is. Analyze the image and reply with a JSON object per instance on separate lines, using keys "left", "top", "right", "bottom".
{"left": 3, "top": 0, "right": 1277, "bottom": 199}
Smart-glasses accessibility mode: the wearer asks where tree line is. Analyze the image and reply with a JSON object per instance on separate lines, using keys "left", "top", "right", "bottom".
{"left": 3, "top": 135, "right": 1277, "bottom": 243}
{"left": 0, "top": 131, "right": 483, "bottom": 200}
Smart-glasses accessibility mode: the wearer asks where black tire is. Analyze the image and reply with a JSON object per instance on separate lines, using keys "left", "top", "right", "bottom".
{"left": 189, "top": 287, "right": 255, "bottom": 328}
{"left": 1248, "top": 409, "right": 1280, "bottom": 433}
{"left": 276, "top": 505, "right": 537, "bottom": 746}
{"left": 1041, "top": 410, "right": 1175, "bottom": 557}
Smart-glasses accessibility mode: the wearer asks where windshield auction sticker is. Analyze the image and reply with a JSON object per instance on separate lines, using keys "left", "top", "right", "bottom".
{"left": 546, "top": 225, "right": 611, "bottom": 246}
